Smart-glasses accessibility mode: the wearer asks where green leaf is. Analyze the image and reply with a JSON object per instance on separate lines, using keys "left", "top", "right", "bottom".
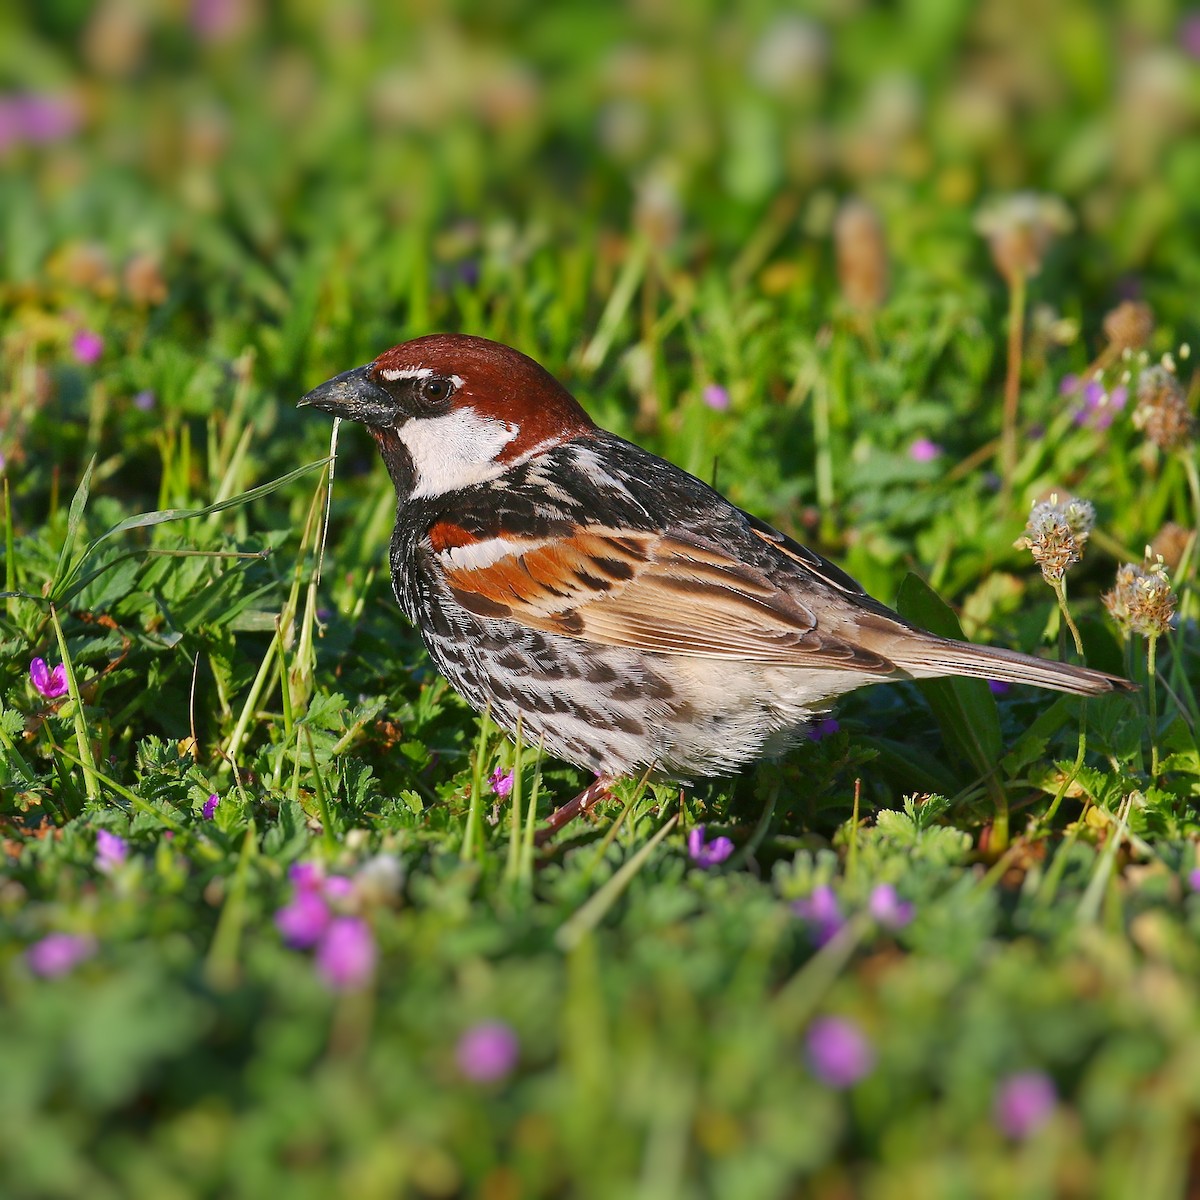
{"left": 53, "top": 457, "right": 330, "bottom": 602}
{"left": 49, "top": 456, "right": 96, "bottom": 597}
{"left": 895, "top": 573, "right": 1003, "bottom": 779}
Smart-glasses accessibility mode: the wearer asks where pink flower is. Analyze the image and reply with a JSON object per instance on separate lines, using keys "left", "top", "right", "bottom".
{"left": 806, "top": 1016, "right": 874, "bottom": 1088}
{"left": 95, "top": 829, "right": 127, "bottom": 873}
{"left": 1072, "top": 381, "right": 1127, "bottom": 430}
{"left": 191, "top": 0, "right": 246, "bottom": 42}
{"left": 30, "top": 657, "right": 68, "bottom": 699}
{"left": 867, "top": 883, "right": 914, "bottom": 929}
{"left": 314, "top": 917, "right": 376, "bottom": 991}
{"left": 71, "top": 330, "right": 104, "bottom": 365}
{"left": 1189, "top": 867, "right": 1200, "bottom": 892}
{"left": 322, "top": 875, "right": 355, "bottom": 902}
{"left": 26, "top": 932, "right": 96, "bottom": 977}
{"left": 792, "top": 884, "right": 844, "bottom": 945}
{"left": 909, "top": 437, "right": 942, "bottom": 463}
{"left": 994, "top": 1071, "right": 1057, "bottom": 1139}
{"left": 202, "top": 793, "right": 220, "bottom": 820}
{"left": 288, "top": 861, "right": 325, "bottom": 891}
{"left": 15, "top": 92, "right": 80, "bottom": 144}
{"left": 702, "top": 384, "right": 731, "bottom": 411}
{"left": 275, "top": 890, "right": 330, "bottom": 948}
{"left": 456, "top": 1021, "right": 519, "bottom": 1082}
{"left": 489, "top": 767, "right": 514, "bottom": 798}
{"left": 687, "top": 825, "right": 734, "bottom": 868}
{"left": 1182, "top": 12, "right": 1200, "bottom": 60}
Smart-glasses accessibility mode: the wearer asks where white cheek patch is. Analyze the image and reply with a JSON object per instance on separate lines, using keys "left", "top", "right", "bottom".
{"left": 398, "top": 409, "right": 519, "bottom": 499}
{"left": 437, "top": 536, "right": 549, "bottom": 570}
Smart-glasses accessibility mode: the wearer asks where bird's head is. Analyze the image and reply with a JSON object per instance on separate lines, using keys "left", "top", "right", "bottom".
{"left": 299, "top": 334, "right": 597, "bottom": 498}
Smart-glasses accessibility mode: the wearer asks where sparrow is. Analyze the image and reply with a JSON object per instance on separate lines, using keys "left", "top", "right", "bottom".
{"left": 300, "top": 334, "right": 1131, "bottom": 836}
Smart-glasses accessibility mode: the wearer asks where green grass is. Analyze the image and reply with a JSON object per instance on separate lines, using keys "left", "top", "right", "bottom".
{"left": 3, "top": 2, "right": 1200, "bottom": 1196}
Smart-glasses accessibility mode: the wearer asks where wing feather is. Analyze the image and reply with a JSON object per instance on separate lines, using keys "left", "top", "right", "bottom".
{"left": 440, "top": 527, "right": 896, "bottom": 671}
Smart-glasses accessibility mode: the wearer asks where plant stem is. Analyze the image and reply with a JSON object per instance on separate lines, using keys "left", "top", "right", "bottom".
{"left": 1146, "top": 633, "right": 1160, "bottom": 779}
{"left": 49, "top": 604, "right": 100, "bottom": 805}
{"left": 1000, "top": 270, "right": 1027, "bottom": 507}
{"left": 1042, "top": 579, "right": 1087, "bottom": 826}
{"left": 461, "top": 708, "right": 492, "bottom": 862}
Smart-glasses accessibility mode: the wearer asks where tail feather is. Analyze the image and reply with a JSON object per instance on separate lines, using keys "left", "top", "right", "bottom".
{"left": 894, "top": 636, "right": 1134, "bottom": 698}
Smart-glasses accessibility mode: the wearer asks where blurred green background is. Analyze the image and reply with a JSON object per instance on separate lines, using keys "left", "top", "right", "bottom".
{"left": 4, "top": 3, "right": 1200, "bottom": 1198}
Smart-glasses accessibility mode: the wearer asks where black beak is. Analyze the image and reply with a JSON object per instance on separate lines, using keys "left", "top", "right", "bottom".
{"left": 298, "top": 365, "right": 396, "bottom": 425}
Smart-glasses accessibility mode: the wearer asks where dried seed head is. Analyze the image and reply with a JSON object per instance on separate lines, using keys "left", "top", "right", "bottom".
{"left": 1103, "top": 556, "right": 1177, "bottom": 637}
{"left": 1015, "top": 493, "right": 1091, "bottom": 584}
{"left": 834, "top": 198, "right": 889, "bottom": 312}
{"left": 974, "top": 192, "right": 1074, "bottom": 284}
{"left": 1102, "top": 300, "right": 1154, "bottom": 352}
{"left": 1133, "top": 365, "right": 1196, "bottom": 451}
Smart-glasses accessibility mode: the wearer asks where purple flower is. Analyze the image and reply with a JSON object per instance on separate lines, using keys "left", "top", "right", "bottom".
{"left": 1182, "top": 12, "right": 1200, "bottom": 59}
{"left": 994, "top": 1071, "right": 1057, "bottom": 1139}
{"left": 314, "top": 917, "right": 376, "bottom": 990}
{"left": 289, "top": 861, "right": 325, "bottom": 891}
{"left": 808, "top": 717, "right": 840, "bottom": 741}
{"left": 30, "top": 657, "right": 69, "bottom": 699}
{"left": 792, "top": 884, "right": 845, "bottom": 945}
{"left": 702, "top": 384, "right": 731, "bottom": 412}
{"left": 202, "top": 793, "right": 220, "bottom": 820}
{"left": 1071, "top": 380, "right": 1128, "bottom": 430}
{"left": 71, "top": 330, "right": 104, "bottom": 365}
{"left": 987, "top": 679, "right": 1011, "bottom": 696}
{"left": 868, "top": 883, "right": 914, "bottom": 929}
{"left": 191, "top": 0, "right": 246, "bottom": 42}
{"left": 26, "top": 933, "right": 96, "bottom": 978}
{"left": 322, "top": 875, "right": 355, "bottom": 902}
{"left": 687, "top": 825, "right": 734, "bottom": 868}
{"left": 489, "top": 767, "right": 514, "bottom": 798}
{"left": 275, "top": 890, "right": 330, "bottom": 948}
{"left": 133, "top": 390, "right": 156, "bottom": 411}
{"left": 456, "top": 1021, "right": 520, "bottom": 1082}
{"left": 908, "top": 437, "right": 942, "bottom": 463}
{"left": 95, "top": 829, "right": 128, "bottom": 873}
{"left": 15, "top": 92, "right": 80, "bottom": 144}
{"left": 1187, "top": 867, "right": 1200, "bottom": 892}
{"left": 806, "top": 1016, "right": 874, "bottom": 1088}
{"left": 1059, "top": 373, "right": 1081, "bottom": 396}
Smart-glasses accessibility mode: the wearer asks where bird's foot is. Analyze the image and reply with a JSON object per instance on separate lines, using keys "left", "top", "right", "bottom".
{"left": 535, "top": 775, "right": 614, "bottom": 846}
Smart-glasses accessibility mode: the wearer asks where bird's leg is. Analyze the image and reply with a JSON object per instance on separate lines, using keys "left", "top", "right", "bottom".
{"left": 536, "top": 774, "right": 614, "bottom": 845}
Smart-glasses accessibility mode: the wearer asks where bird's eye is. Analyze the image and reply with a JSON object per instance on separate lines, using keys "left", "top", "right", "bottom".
{"left": 420, "top": 376, "right": 453, "bottom": 405}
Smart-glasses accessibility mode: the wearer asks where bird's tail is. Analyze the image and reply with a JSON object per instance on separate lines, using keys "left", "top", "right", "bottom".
{"left": 892, "top": 635, "right": 1134, "bottom": 697}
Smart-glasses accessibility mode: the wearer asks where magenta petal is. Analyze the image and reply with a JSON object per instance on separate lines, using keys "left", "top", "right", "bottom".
{"left": 275, "top": 891, "right": 331, "bottom": 948}
{"left": 288, "top": 861, "right": 325, "bottom": 891}
{"left": 456, "top": 1021, "right": 520, "bottom": 1082}
{"left": 314, "top": 917, "right": 376, "bottom": 990}
{"left": 994, "top": 1071, "right": 1057, "bottom": 1139}
{"left": 806, "top": 1016, "right": 874, "bottom": 1088}
{"left": 26, "top": 933, "right": 96, "bottom": 977}
{"left": 30, "top": 657, "right": 69, "bottom": 699}
{"left": 95, "top": 829, "right": 128, "bottom": 873}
